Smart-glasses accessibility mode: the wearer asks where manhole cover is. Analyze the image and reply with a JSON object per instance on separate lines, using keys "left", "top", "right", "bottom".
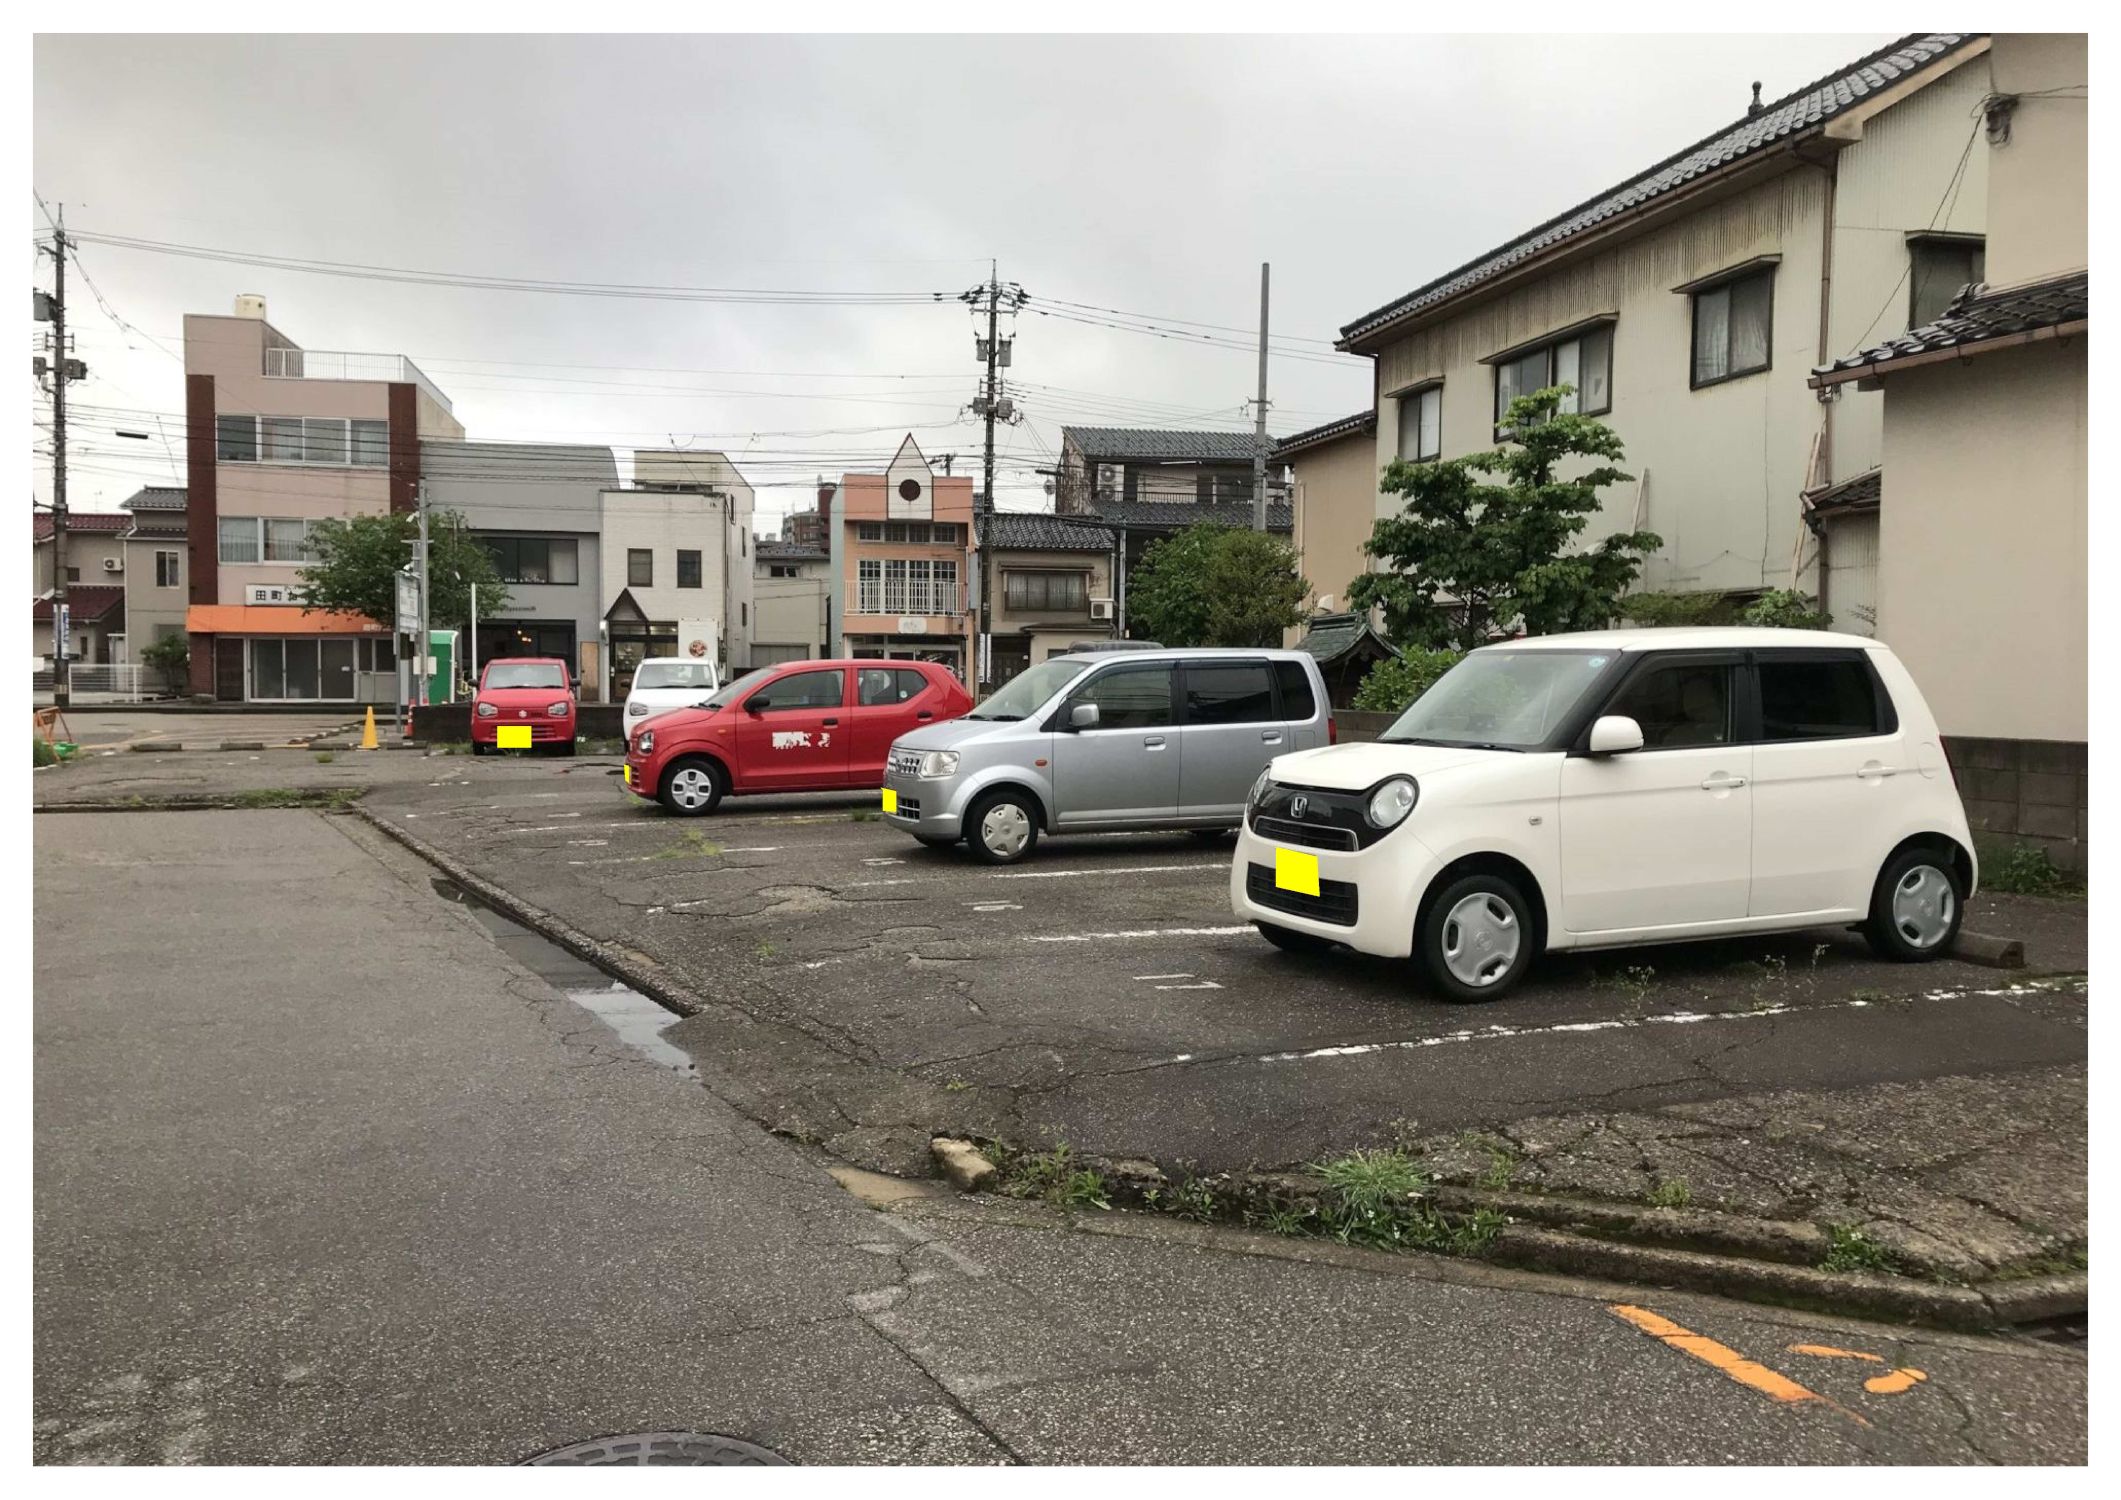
{"left": 524, "top": 1432, "right": 791, "bottom": 1466}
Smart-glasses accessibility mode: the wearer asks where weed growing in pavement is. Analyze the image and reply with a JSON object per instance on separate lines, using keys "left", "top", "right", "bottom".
{"left": 1648, "top": 1178, "right": 1692, "bottom": 1209}
{"left": 1293, "top": 1149, "right": 1506, "bottom": 1255}
{"left": 1821, "top": 1224, "right": 1904, "bottom": 1275}
{"left": 1616, "top": 965, "right": 1657, "bottom": 1008}
{"left": 755, "top": 941, "right": 776, "bottom": 958}
{"left": 1386, "top": 1117, "right": 1425, "bottom": 1152}
{"left": 1980, "top": 841, "right": 2079, "bottom": 896}
{"left": 653, "top": 830, "right": 723, "bottom": 860}
{"left": 986, "top": 1142, "right": 1111, "bottom": 1210}
{"left": 1847, "top": 987, "right": 1893, "bottom": 1004}
{"left": 942, "top": 1077, "right": 971, "bottom": 1093}
{"left": 314, "top": 751, "right": 336, "bottom": 764}
{"left": 1810, "top": 942, "right": 1831, "bottom": 971}
{"left": 1165, "top": 1175, "right": 1220, "bottom": 1223}
{"left": 850, "top": 808, "right": 880, "bottom": 822}
{"left": 1455, "top": 1133, "right": 1520, "bottom": 1190}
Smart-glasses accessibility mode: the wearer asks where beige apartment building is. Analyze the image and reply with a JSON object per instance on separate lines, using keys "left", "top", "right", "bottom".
{"left": 1811, "top": 33, "right": 2087, "bottom": 869}
{"left": 182, "top": 297, "right": 463, "bottom": 701}
{"left": 1307, "top": 33, "right": 1998, "bottom": 632}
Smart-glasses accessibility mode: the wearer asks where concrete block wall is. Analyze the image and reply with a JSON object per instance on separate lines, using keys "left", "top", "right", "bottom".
{"left": 1945, "top": 737, "right": 2088, "bottom": 874}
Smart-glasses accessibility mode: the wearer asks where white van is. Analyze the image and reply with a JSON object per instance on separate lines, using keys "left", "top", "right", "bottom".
{"left": 623, "top": 657, "right": 720, "bottom": 730}
{"left": 1231, "top": 629, "right": 1977, "bottom": 1001}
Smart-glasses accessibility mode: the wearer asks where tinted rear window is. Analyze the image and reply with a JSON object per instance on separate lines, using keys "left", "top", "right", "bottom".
{"left": 1758, "top": 658, "right": 1883, "bottom": 740}
{"left": 1183, "top": 662, "right": 1275, "bottom": 725}
{"left": 1274, "top": 660, "right": 1317, "bottom": 721}
{"left": 485, "top": 663, "right": 566, "bottom": 689}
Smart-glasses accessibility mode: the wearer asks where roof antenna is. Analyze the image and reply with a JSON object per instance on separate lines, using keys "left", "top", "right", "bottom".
{"left": 1747, "top": 81, "right": 1763, "bottom": 116}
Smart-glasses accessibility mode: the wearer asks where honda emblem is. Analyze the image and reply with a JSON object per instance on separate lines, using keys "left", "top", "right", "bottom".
{"left": 1290, "top": 795, "right": 1308, "bottom": 818}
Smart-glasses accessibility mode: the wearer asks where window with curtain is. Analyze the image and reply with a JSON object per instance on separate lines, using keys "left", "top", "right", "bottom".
{"left": 216, "top": 415, "right": 258, "bottom": 463}
{"left": 1395, "top": 385, "right": 1442, "bottom": 462}
{"left": 218, "top": 516, "right": 260, "bottom": 563}
{"left": 1492, "top": 325, "right": 1613, "bottom": 430}
{"left": 350, "top": 419, "right": 389, "bottom": 467}
{"left": 1004, "top": 570, "right": 1088, "bottom": 613}
{"left": 263, "top": 518, "right": 313, "bottom": 562}
{"left": 1692, "top": 268, "right": 1774, "bottom": 387}
{"left": 302, "top": 418, "right": 348, "bottom": 466}
{"left": 261, "top": 417, "right": 306, "bottom": 464}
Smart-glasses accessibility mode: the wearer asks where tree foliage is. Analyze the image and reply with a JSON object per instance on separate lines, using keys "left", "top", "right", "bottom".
{"left": 1348, "top": 388, "right": 1659, "bottom": 652}
{"left": 1622, "top": 587, "right": 1832, "bottom": 631}
{"left": 140, "top": 633, "right": 190, "bottom": 696}
{"left": 1126, "top": 523, "right": 1309, "bottom": 648}
{"left": 1349, "top": 648, "right": 1463, "bottom": 714}
{"left": 298, "top": 510, "right": 510, "bottom": 634}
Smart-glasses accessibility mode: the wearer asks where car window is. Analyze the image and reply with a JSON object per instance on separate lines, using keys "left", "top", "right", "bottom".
{"left": 1069, "top": 663, "right": 1174, "bottom": 730}
{"left": 634, "top": 661, "right": 715, "bottom": 691}
{"left": 1604, "top": 661, "right": 1730, "bottom": 748}
{"left": 1758, "top": 658, "right": 1883, "bottom": 740}
{"left": 749, "top": 668, "right": 843, "bottom": 712}
{"left": 1183, "top": 662, "right": 1275, "bottom": 725}
{"left": 857, "top": 667, "right": 929, "bottom": 707}
{"left": 484, "top": 663, "right": 567, "bottom": 689}
{"left": 1274, "top": 660, "right": 1317, "bottom": 722}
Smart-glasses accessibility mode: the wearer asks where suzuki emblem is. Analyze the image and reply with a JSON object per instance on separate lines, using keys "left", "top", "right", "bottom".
{"left": 1290, "top": 795, "right": 1308, "bottom": 818}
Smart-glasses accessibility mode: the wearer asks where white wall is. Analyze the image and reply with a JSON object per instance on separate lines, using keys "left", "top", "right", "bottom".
{"left": 599, "top": 489, "right": 738, "bottom": 671}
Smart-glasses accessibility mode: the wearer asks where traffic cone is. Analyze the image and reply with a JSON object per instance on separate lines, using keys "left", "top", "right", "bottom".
{"left": 359, "top": 707, "right": 380, "bottom": 751}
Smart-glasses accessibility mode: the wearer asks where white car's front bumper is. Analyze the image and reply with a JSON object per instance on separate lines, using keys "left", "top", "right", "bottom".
{"left": 1228, "top": 816, "right": 1441, "bottom": 959}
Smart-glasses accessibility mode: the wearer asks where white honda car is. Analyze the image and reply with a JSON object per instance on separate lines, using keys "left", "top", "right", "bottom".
{"left": 1231, "top": 628, "right": 1976, "bottom": 1001}
{"left": 623, "top": 657, "right": 720, "bottom": 731}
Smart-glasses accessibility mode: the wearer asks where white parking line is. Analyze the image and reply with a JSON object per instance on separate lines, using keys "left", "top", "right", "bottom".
{"left": 1134, "top": 971, "right": 1225, "bottom": 991}
{"left": 992, "top": 862, "right": 1222, "bottom": 880}
{"left": 970, "top": 902, "right": 1023, "bottom": 912}
{"left": 1028, "top": 926, "right": 1251, "bottom": 944}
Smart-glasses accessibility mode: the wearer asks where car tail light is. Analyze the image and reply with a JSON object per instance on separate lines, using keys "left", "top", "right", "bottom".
{"left": 476, "top": 702, "right": 498, "bottom": 718}
{"left": 1328, "top": 715, "right": 1338, "bottom": 745}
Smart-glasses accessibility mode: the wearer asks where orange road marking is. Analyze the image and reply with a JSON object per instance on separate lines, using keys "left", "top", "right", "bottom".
{"left": 1608, "top": 1305, "right": 1869, "bottom": 1427}
{"left": 1789, "top": 1343, "right": 1885, "bottom": 1363}
{"left": 1787, "top": 1343, "right": 1929, "bottom": 1396}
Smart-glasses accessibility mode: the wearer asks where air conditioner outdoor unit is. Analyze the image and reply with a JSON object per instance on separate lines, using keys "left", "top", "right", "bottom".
{"left": 101, "top": 557, "right": 123, "bottom": 573}
{"left": 1089, "top": 598, "right": 1116, "bottom": 621}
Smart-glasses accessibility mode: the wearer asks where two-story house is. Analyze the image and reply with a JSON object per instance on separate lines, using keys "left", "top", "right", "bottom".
{"left": 829, "top": 437, "right": 974, "bottom": 678}
{"left": 1811, "top": 33, "right": 2087, "bottom": 870}
{"left": 182, "top": 296, "right": 464, "bottom": 701}
{"left": 1303, "top": 33, "right": 1997, "bottom": 636}
{"left": 31, "top": 510, "right": 130, "bottom": 667}
{"left": 983, "top": 511, "right": 1118, "bottom": 681}
{"left": 119, "top": 485, "right": 189, "bottom": 660}
{"left": 1053, "top": 426, "right": 1292, "bottom": 577}
{"left": 597, "top": 449, "right": 757, "bottom": 699}
{"left": 420, "top": 439, "right": 618, "bottom": 694}
{"left": 753, "top": 536, "right": 832, "bottom": 666}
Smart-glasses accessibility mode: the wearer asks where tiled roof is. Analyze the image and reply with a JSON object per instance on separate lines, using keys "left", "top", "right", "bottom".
{"left": 1339, "top": 34, "right": 1983, "bottom": 348}
{"left": 121, "top": 485, "right": 187, "bottom": 512}
{"left": 1295, "top": 612, "right": 1398, "bottom": 665}
{"left": 984, "top": 511, "right": 1114, "bottom": 552}
{"left": 32, "top": 585, "right": 124, "bottom": 622}
{"left": 1804, "top": 467, "right": 1882, "bottom": 513}
{"left": 1062, "top": 427, "right": 1278, "bottom": 463}
{"left": 33, "top": 511, "right": 131, "bottom": 540}
{"left": 1274, "top": 411, "right": 1376, "bottom": 460}
{"left": 756, "top": 538, "right": 826, "bottom": 560}
{"left": 126, "top": 516, "right": 189, "bottom": 539}
{"left": 1093, "top": 500, "right": 1293, "bottom": 533}
{"left": 1811, "top": 272, "right": 2088, "bottom": 385}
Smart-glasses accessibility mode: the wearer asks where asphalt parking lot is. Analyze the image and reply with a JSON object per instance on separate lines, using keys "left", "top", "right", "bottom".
{"left": 363, "top": 756, "right": 2090, "bottom": 1177}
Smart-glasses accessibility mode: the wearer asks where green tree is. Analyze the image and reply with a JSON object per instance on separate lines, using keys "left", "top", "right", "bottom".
{"left": 1349, "top": 387, "right": 1659, "bottom": 652}
{"left": 140, "top": 634, "right": 191, "bottom": 697}
{"left": 1126, "top": 523, "right": 1309, "bottom": 647}
{"left": 1349, "top": 648, "right": 1462, "bottom": 714}
{"left": 1620, "top": 587, "right": 1831, "bottom": 630}
{"left": 297, "top": 511, "right": 510, "bottom": 636}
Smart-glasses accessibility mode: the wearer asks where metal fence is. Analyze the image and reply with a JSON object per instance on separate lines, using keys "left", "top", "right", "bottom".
{"left": 37, "top": 664, "right": 145, "bottom": 702}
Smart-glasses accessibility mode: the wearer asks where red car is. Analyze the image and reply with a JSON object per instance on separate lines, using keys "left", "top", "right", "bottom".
{"left": 471, "top": 657, "right": 578, "bottom": 756}
{"left": 624, "top": 658, "right": 972, "bottom": 815}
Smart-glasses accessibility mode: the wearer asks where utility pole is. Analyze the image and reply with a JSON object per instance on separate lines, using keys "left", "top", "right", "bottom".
{"left": 1252, "top": 261, "right": 1271, "bottom": 532}
{"left": 962, "top": 267, "right": 1023, "bottom": 690}
{"left": 415, "top": 479, "right": 431, "bottom": 710}
{"left": 39, "top": 211, "right": 84, "bottom": 708}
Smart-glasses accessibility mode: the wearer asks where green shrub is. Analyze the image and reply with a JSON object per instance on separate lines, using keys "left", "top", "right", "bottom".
{"left": 1981, "top": 841, "right": 2074, "bottom": 895}
{"left": 33, "top": 735, "right": 57, "bottom": 767}
{"left": 1350, "top": 649, "right": 1462, "bottom": 714}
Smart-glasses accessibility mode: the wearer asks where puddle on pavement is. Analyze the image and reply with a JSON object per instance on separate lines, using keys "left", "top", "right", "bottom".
{"left": 429, "top": 876, "right": 697, "bottom": 1081}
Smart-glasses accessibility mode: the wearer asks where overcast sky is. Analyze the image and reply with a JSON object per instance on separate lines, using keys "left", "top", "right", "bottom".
{"left": 35, "top": 32, "right": 1892, "bottom": 530}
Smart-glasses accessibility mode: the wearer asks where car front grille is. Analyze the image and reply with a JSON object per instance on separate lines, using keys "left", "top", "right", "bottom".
{"left": 889, "top": 795, "right": 921, "bottom": 819}
{"left": 1251, "top": 815, "right": 1358, "bottom": 852}
{"left": 889, "top": 750, "right": 924, "bottom": 777}
{"left": 1245, "top": 862, "right": 1359, "bottom": 927}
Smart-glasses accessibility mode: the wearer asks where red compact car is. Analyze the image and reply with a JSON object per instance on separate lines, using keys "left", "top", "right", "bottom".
{"left": 624, "top": 659, "right": 972, "bottom": 815}
{"left": 472, "top": 657, "right": 578, "bottom": 755}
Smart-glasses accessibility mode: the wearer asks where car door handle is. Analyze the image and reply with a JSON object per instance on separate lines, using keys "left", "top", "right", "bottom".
{"left": 1144, "top": 735, "right": 1167, "bottom": 749}
{"left": 1858, "top": 764, "right": 1896, "bottom": 779}
{"left": 1260, "top": 731, "right": 1282, "bottom": 743}
{"left": 916, "top": 710, "right": 933, "bottom": 720}
{"left": 822, "top": 717, "right": 839, "bottom": 727}
{"left": 1700, "top": 774, "right": 1747, "bottom": 790}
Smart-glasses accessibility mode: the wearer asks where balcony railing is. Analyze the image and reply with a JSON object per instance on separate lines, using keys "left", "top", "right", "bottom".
{"left": 263, "top": 347, "right": 453, "bottom": 414}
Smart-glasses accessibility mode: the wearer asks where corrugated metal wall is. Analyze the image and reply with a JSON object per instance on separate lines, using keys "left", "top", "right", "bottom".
{"left": 1825, "top": 511, "right": 1879, "bottom": 637}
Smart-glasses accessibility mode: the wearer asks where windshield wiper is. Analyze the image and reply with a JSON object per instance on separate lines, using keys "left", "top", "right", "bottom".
{"left": 971, "top": 711, "right": 1024, "bottom": 721}
{"left": 1378, "top": 734, "right": 1524, "bottom": 752}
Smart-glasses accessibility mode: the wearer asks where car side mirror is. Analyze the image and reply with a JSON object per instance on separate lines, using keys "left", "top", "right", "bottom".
{"left": 1588, "top": 715, "right": 1645, "bottom": 754}
{"left": 744, "top": 696, "right": 767, "bottom": 716}
{"left": 1068, "top": 702, "right": 1100, "bottom": 731}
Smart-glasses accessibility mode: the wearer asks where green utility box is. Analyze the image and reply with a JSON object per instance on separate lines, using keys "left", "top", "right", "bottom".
{"left": 424, "top": 629, "right": 458, "bottom": 704}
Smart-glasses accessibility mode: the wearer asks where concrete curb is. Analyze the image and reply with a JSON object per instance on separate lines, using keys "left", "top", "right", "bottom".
{"left": 947, "top": 1141, "right": 2086, "bottom": 1332}
{"left": 125, "top": 738, "right": 399, "bottom": 753}
{"left": 1951, "top": 930, "right": 2027, "bottom": 969}
{"left": 35, "top": 790, "right": 367, "bottom": 814}
{"left": 348, "top": 804, "right": 708, "bottom": 1022}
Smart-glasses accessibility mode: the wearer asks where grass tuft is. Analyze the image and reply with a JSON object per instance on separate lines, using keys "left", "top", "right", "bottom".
{"left": 1821, "top": 1224, "right": 1904, "bottom": 1276}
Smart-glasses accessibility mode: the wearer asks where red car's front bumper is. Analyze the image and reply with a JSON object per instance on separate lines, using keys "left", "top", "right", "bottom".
{"left": 474, "top": 714, "right": 576, "bottom": 747}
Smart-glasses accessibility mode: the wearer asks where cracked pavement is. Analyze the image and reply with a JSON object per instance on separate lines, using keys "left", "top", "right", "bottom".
{"left": 34, "top": 804, "right": 2088, "bottom": 1463}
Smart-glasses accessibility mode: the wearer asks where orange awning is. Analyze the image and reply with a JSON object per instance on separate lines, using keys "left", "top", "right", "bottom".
{"left": 186, "top": 604, "right": 387, "bottom": 635}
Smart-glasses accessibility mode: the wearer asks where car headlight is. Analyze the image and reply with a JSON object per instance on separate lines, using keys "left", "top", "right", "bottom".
{"left": 626, "top": 701, "right": 649, "bottom": 716}
{"left": 475, "top": 701, "right": 498, "bottom": 718}
{"left": 548, "top": 701, "right": 570, "bottom": 716}
{"left": 1248, "top": 768, "right": 1273, "bottom": 807}
{"left": 636, "top": 730, "right": 654, "bottom": 754}
{"left": 917, "top": 750, "right": 960, "bottom": 780}
{"left": 1365, "top": 776, "right": 1419, "bottom": 830}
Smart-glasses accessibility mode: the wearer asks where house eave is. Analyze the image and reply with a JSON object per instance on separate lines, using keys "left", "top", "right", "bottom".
{"left": 1810, "top": 318, "right": 2090, "bottom": 388}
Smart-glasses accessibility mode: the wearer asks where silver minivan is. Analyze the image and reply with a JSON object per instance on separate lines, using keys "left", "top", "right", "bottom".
{"left": 880, "top": 647, "right": 1334, "bottom": 864}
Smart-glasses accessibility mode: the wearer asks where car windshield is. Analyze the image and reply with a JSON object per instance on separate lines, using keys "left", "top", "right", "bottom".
{"left": 699, "top": 667, "right": 771, "bottom": 712}
{"left": 483, "top": 663, "right": 567, "bottom": 690}
{"left": 634, "top": 661, "right": 716, "bottom": 691}
{"left": 968, "top": 657, "right": 1093, "bottom": 720}
{"left": 1379, "top": 649, "right": 1614, "bottom": 750}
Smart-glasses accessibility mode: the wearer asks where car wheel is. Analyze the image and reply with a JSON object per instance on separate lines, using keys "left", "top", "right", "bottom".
{"left": 1188, "top": 828, "right": 1235, "bottom": 843}
{"left": 1416, "top": 873, "right": 1534, "bottom": 1002}
{"left": 557, "top": 740, "right": 577, "bottom": 758}
{"left": 1863, "top": 845, "right": 1965, "bottom": 961}
{"left": 470, "top": 741, "right": 489, "bottom": 757}
{"left": 913, "top": 833, "right": 959, "bottom": 850}
{"left": 657, "top": 756, "right": 724, "bottom": 817}
{"left": 966, "top": 789, "right": 1039, "bottom": 865}
{"left": 1255, "top": 921, "right": 1334, "bottom": 956}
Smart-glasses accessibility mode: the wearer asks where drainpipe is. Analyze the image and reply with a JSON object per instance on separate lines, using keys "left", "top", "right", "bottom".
{"left": 1812, "top": 155, "right": 1839, "bottom": 604}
